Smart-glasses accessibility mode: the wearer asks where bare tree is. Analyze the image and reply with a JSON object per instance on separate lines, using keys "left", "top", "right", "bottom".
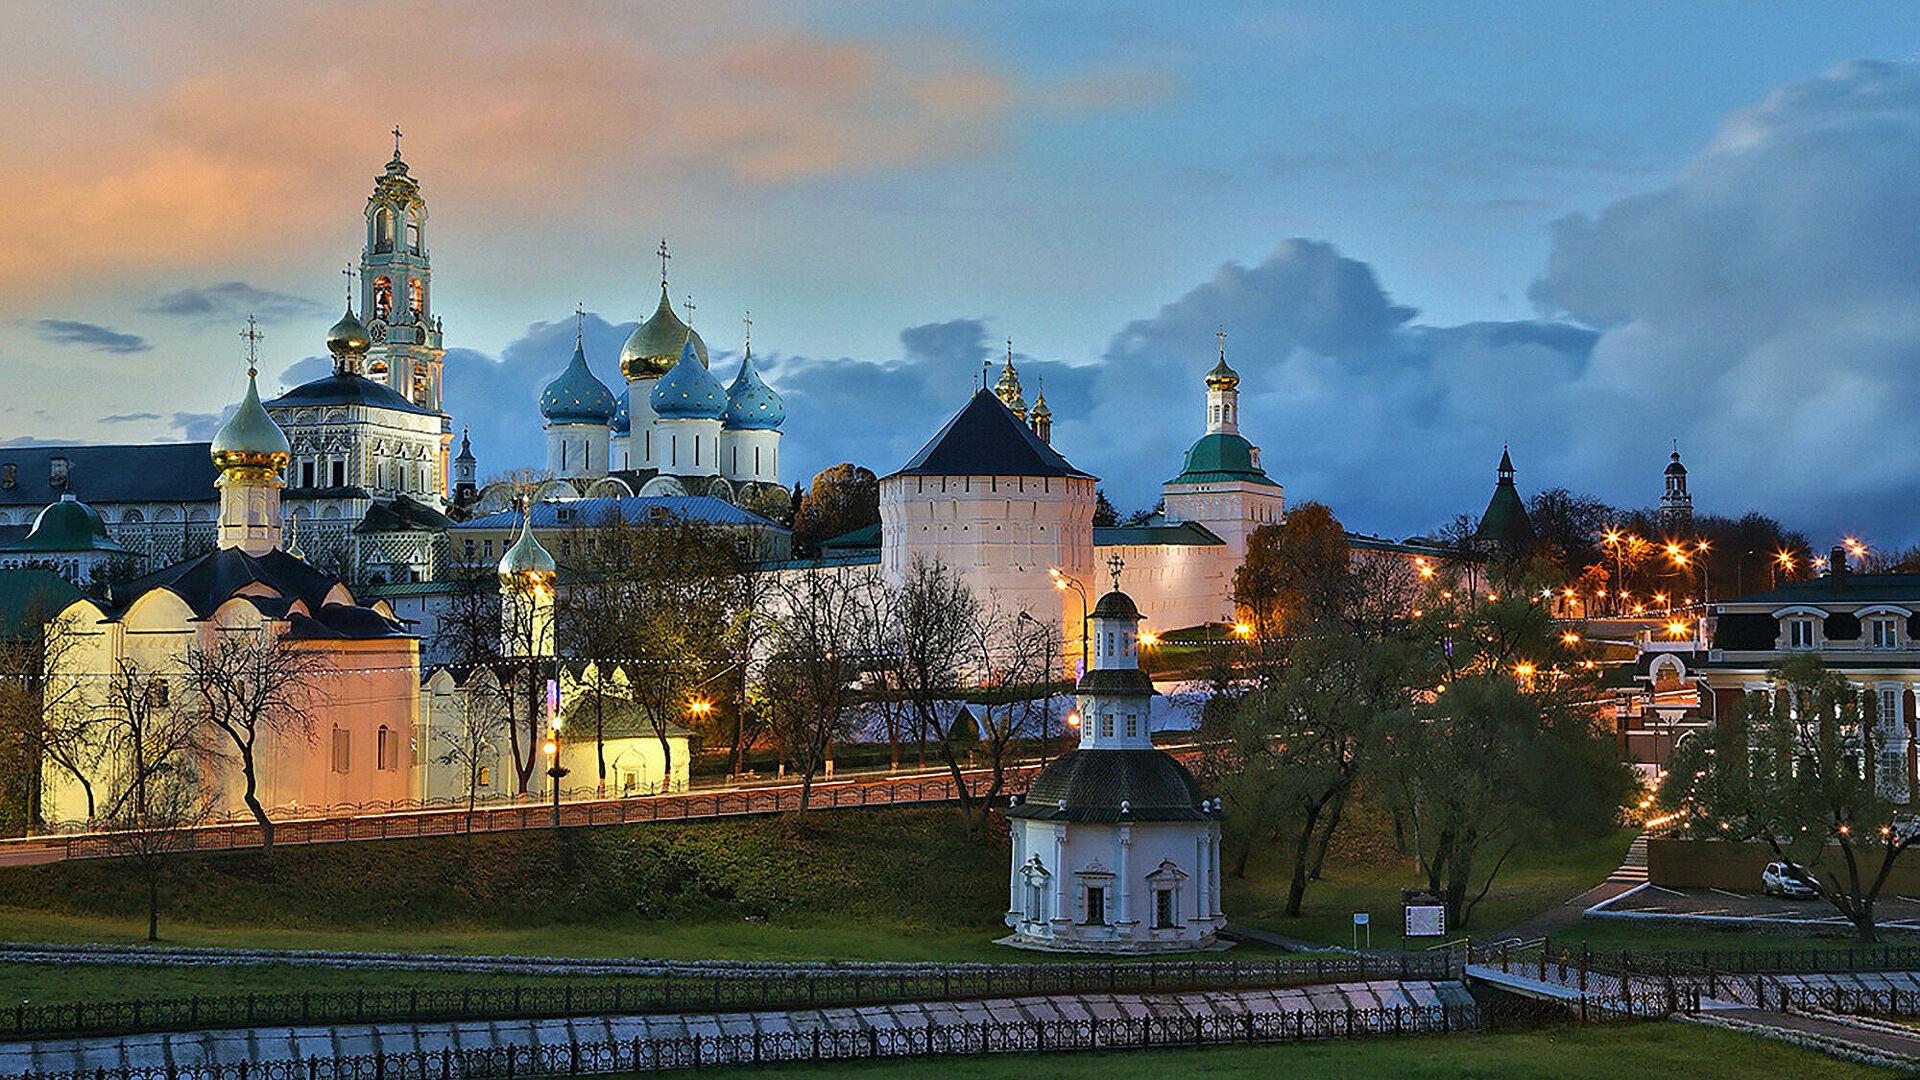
{"left": 97, "top": 660, "right": 210, "bottom": 940}
{"left": 181, "top": 629, "right": 325, "bottom": 857}
{"left": 875, "top": 557, "right": 981, "bottom": 827}
{"left": 0, "top": 606, "right": 101, "bottom": 827}
{"left": 434, "top": 668, "right": 509, "bottom": 831}
{"left": 766, "top": 566, "right": 877, "bottom": 815}
{"left": 963, "top": 603, "right": 1055, "bottom": 825}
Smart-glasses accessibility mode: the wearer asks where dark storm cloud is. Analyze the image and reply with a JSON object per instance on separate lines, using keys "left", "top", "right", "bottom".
{"left": 142, "top": 282, "right": 328, "bottom": 323}
{"left": 33, "top": 319, "right": 150, "bottom": 353}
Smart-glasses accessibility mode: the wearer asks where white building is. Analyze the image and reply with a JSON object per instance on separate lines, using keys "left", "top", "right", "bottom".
{"left": 1004, "top": 583, "right": 1225, "bottom": 952}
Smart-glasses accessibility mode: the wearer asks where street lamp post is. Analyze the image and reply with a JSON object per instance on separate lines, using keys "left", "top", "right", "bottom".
{"left": 1049, "top": 567, "right": 1090, "bottom": 680}
{"left": 1018, "top": 611, "right": 1056, "bottom": 767}
{"left": 543, "top": 736, "right": 567, "bottom": 829}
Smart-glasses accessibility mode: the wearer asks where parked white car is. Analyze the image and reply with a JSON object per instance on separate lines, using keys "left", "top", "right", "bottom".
{"left": 1762, "top": 861, "right": 1819, "bottom": 899}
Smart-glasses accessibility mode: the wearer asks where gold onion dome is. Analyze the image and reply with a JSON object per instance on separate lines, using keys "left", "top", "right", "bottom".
{"left": 211, "top": 369, "right": 292, "bottom": 473}
{"left": 621, "top": 286, "right": 708, "bottom": 379}
{"left": 1030, "top": 378, "right": 1051, "bottom": 421}
{"left": 327, "top": 306, "right": 371, "bottom": 361}
{"left": 1205, "top": 351, "right": 1239, "bottom": 391}
{"left": 498, "top": 509, "right": 556, "bottom": 583}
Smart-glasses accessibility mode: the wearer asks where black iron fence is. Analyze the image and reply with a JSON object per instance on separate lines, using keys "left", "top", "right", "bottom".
{"left": 1778, "top": 983, "right": 1920, "bottom": 1015}
{"left": 5, "top": 954, "right": 1459, "bottom": 1040}
{"left": 4, "top": 995, "right": 1668, "bottom": 1080}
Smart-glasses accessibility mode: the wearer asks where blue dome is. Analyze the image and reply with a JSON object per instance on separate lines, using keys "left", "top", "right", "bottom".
{"left": 540, "top": 340, "right": 617, "bottom": 424}
{"left": 649, "top": 335, "right": 725, "bottom": 419}
{"left": 722, "top": 348, "right": 785, "bottom": 431}
{"left": 611, "top": 388, "right": 631, "bottom": 435}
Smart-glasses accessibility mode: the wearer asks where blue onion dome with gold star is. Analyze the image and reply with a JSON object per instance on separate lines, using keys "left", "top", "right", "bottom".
{"left": 722, "top": 345, "right": 785, "bottom": 431}
{"left": 212, "top": 368, "right": 292, "bottom": 473}
{"left": 622, "top": 286, "right": 709, "bottom": 379}
{"left": 326, "top": 305, "right": 371, "bottom": 364}
{"left": 540, "top": 339, "right": 617, "bottom": 424}
{"left": 611, "top": 388, "right": 631, "bottom": 435}
{"left": 651, "top": 334, "right": 726, "bottom": 419}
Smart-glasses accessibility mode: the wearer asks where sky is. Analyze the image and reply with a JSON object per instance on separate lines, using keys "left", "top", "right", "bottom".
{"left": 3, "top": 2, "right": 1919, "bottom": 546}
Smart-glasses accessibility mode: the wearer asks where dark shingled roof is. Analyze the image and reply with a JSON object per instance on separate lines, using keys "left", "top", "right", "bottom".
{"left": 266, "top": 373, "right": 438, "bottom": 416}
{"left": 1474, "top": 476, "right": 1533, "bottom": 547}
{"left": 1076, "top": 668, "right": 1156, "bottom": 697}
{"left": 356, "top": 495, "right": 458, "bottom": 534}
{"left": 889, "top": 389, "right": 1093, "bottom": 480}
{"left": 1716, "top": 571, "right": 1920, "bottom": 608}
{"left": 1093, "top": 522, "right": 1223, "bottom": 547}
{"left": 1091, "top": 589, "right": 1141, "bottom": 620}
{"left": 1007, "top": 749, "right": 1208, "bottom": 823}
{"left": 0, "top": 569, "right": 83, "bottom": 636}
{"left": 0, "top": 444, "right": 219, "bottom": 509}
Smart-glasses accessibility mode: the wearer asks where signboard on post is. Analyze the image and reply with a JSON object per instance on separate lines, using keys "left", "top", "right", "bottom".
{"left": 1352, "top": 911, "right": 1370, "bottom": 949}
{"left": 1402, "top": 889, "right": 1445, "bottom": 939}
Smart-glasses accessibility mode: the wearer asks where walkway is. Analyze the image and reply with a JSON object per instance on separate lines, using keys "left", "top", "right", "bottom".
{"left": 1481, "top": 833, "right": 1648, "bottom": 946}
{"left": 0, "top": 982, "right": 1474, "bottom": 1074}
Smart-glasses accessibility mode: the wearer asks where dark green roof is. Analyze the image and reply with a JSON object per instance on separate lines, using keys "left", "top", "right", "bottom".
{"left": 2, "top": 496, "right": 131, "bottom": 555}
{"left": 1093, "top": 522, "right": 1223, "bottom": 547}
{"left": 0, "top": 569, "right": 83, "bottom": 635}
{"left": 1167, "top": 433, "right": 1279, "bottom": 488}
{"left": 1007, "top": 748, "right": 1208, "bottom": 823}
{"left": 1474, "top": 480, "right": 1533, "bottom": 546}
{"left": 820, "top": 522, "right": 882, "bottom": 550}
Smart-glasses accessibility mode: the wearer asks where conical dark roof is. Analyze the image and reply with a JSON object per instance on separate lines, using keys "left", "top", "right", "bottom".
{"left": 1007, "top": 749, "right": 1208, "bottom": 823}
{"left": 889, "top": 389, "right": 1092, "bottom": 479}
{"left": 1474, "top": 451, "right": 1533, "bottom": 547}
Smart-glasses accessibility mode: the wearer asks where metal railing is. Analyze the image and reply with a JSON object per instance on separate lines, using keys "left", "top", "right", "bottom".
{"left": 3, "top": 954, "right": 1460, "bottom": 1040}
{"left": 4, "top": 996, "right": 1665, "bottom": 1080}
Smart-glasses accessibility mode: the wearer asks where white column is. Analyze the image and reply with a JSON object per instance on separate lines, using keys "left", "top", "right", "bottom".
{"left": 1115, "top": 825, "right": 1132, "bottom": 935}
{"left": 1008, "top": 826, "right": 1025, "bottom": 925}
{"left": 1052, "top": 825, "right": 1072, "bottom": 938}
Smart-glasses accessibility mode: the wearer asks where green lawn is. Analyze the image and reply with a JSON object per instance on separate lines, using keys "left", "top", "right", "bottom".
{"left": 631, "top": 1023, "right": 1897, "bottom": 1080}
{"left": 1223, "top": 798, "right": 1636, "bottom": 948}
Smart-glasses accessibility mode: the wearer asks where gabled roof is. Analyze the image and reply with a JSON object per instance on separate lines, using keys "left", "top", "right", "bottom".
{"left": 889, "top": 389, "right": 1092, "bottom": 480}
{"left": 356, "top": 495, "right": 458, "bottom": 534}
{"left": 0, "top": 444, "right": 218, "bottom": 508}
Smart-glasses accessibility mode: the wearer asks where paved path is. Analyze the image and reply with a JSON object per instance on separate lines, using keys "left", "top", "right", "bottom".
{"left": 1688, "top": 1007, "right": 1920, "bottom": 1071}
{"left": 0, "top": 982, "right": 1473, "bottom": 1074}
{"left": 1481, "top": 833, "right": 1648, "bottom": 946}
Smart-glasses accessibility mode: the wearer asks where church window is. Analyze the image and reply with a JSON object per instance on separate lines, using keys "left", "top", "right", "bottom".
{"left": 1100, "top": 714, "right": 1113, "bottom": 738}
{"left": 478, "top": 765, "right": 492, "bottom": 788}
{"left": 731, "top": 447, "right": 738, "bottom": 474}
{"left": 1154, "top": 888, "right": 1178, "bottom": 929}
{"left": 694, "top": 437, "right": 701, "bottom": 466}
{"left": 484, "top": 539, "right": 494, "bottom": 558}
{"left": 1083, "top": 886, "right": 1107, "bottom": 925}
{"left": 377, "top": 725, "right": 396, "bottom": 770}
{"left": 644, "top": 431, "right": 652, "bottom": 460}
{"left": 408, "top": 278, "right": 423, "bottom": 319}
{"left": 375, "top": 207, "right": 395, "bottom": 252}
{"left": 671, "top": 436, "right": 678, "bottom": 467}
{"left": 754, "top": 447, "right": 761, "bottom": 475}
{"left": 464, "top": 539, "right": 475, "bottom": 561}
{"left": 332, "top": 461, "right": 346, "bottom": 487}
{"left": 332, "top": 728, "right": 351, "bottom": 773}
{"left": 1125, "top": 715, "right": 1137, "bottom": 739}
{"left": 406, "top": 213, "right": 421, "bottom": 254}
{"left": 1880, "top": 688, "right": 1899, "bottom": 732}
{"left": 301, "top": 462, "right": 315, "bottom": 488}
{"left": 374, "top": 278, "right": 393, "bottom": 320}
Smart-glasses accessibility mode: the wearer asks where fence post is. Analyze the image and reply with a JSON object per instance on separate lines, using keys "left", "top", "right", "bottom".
{"left": 1501, "top": 942, "right": 1509, "bottom": 973}
{"left": 1539, "top": 938, "right": 1548, "bottom": 981}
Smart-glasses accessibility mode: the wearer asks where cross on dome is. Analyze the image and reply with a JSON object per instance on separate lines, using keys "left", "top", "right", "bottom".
{"left": 239, "top": 314, "right": 264, "bottom": 376}
{"left": 1216, "top": 324, "right": 1227, "bottom": 358}
{"left": 575, "top": 303, "right": 586, "bottom": 344}
{"left": 683, "top": 294, "right": 696, "bottom": 326}
{"left": 391, "top": 126, "right": 403, "bottom": 157}
{"left": 657, "top": 239, "right": 671, "bottom": 288}
{"left": 1107, "top": 553, "right": 1125, "bottom": 591}
{"left": 342, "top": 264, "right": 354, "bottom": 305}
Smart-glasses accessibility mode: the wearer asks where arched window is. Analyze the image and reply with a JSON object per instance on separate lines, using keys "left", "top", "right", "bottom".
{"left": 405, "top": 212, "right": 421, "bottom": 254}
{"left": 374, "top": 207, "right": 395, "bottom": 253}
{"left": 408, "top": 279, "right": 423, "bottom": 319}
{"left": 374, "top": 278, "right": 392, "bottom": 320}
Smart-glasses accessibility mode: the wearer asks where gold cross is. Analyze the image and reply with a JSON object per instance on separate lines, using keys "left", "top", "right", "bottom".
{"left": 342, "top": 264, "right": 355, "bottom": 306}
{"left": 657, "top": 239, "right": 671, "bottom": 287}
{"left": 240, "top": 315, "right": 264, "bottom": 377}
{"left": 575, "top": 303, "right": 586, "bottom": 343}
{"left": 683, "top": 294, "right": 695, "bottom": 326}
{"left": 1005, "top": 337, "right": 1014, "bottom": 367}
{"left": 1216, "top": 324, "right": 1227, "bottom": 359}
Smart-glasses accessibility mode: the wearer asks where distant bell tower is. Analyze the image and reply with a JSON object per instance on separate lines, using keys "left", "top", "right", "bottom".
{"left": 1661, "top": 445, "right": 1692, "bottom": 528}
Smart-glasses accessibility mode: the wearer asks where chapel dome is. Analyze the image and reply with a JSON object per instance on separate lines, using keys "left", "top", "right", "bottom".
{"left": 498, "top": 512, "right": 556, "bottom": 580}
{"left": 1205, "top": 353, "right": 1239, "bottom": 390}
{"left": 722, "top": 348, "right": 785, "bottom": 431}
{"left": 540, "top": 341, "right": 618, "bottom": 424}
{"left": 6, "top": 495, "right": 130, "bottom": 555}
{"left": 326, "top": 306, "right": 371, "bottom": 360}
{"left": 1091, "top": 589, "right": 1141, "bottom": 621}
{"left": 1666, "top": 452, "right": 1687, "bottom": 476}
{"left": 211, "top": 370, "right": 292, "bottom": 471}
{"left": 1008, "top": 749, "right": 1209, "bottom": 823}
{"left": 622, "top": 287, "right": 708, "bottom": 379}
{"left": 650, "top": 336, "right": 726, "bottom": 420}
{"left": 611, "top": 389, "right": 631, "bottom": 435}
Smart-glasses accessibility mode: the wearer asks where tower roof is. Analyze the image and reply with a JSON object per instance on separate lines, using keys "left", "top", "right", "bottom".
{"left": 326, "top": 306, "right": 371, "bottom": 365}
{"left": 1474, "top": 449, "right": 1534, "bottom": 546}
{"left": 622, "top": 286, "right": 708, "bottom": 379}
{"left": 1166, "top": 432, "right": 1278, "bottom": 488}
{"left": 212, "top": 369, "right": 291, "bottom": 470}
{"left": 1091, "top": 588, "right": 1141, "bottom": 621}
{"left": 1205, "top": 352, "right": 1239, "bottom": 390}
{"left": 1007, "top": 749, "right": 1208, "bottom": 823}
{"left": 889, "top": 389, "right": 1093, "bottom": 479}
{"left": 266, "top": 371, "right": 439, "bottom": 415}
{"left": 498, "top": 511, "right": 556, "bottom": 578}
{"left": 722, "top": 347, "right": 785, "bottom": 431}
{"left": 650, "top": 335, "right": 727, "bottom": 419}
{"left": 454, "top": 429, "right": 476, "bottom": 464}
{"left": 1666, "top": 450, "right": 1687, "bottom": 476}
{"left": 611, "top": 388, "right": 631, "bottom": 435}
{"left": 540, "top": 340, "right": 617, "bottom": 424}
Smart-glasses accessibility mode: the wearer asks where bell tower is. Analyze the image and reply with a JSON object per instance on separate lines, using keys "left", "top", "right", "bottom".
{"left": 360, "top": 128, "right": 452, "bottom": 494}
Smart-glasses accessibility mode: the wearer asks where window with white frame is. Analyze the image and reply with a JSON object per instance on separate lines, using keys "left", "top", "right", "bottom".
{"left": 1881, "top": 688, "right": 1901, "bottom": 734}
{"left": 1872, "top": 617, "right": 1902, "bottom": 649}
{"left": 1787, "top": 617, "right": 1816, "bottom": 649}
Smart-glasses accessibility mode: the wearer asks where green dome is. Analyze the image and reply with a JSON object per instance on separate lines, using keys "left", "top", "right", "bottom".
{"left": 3, "top": 495, "right": 131, "bottom": 555}
{"left": 211, "top": 370, "right": 291, "bottom": 471}
{"left": 621, "top": 286, "right": 708, "bottom": 379}
{"left": 1167, "top": 432, "right": 1278, "bottom": 488}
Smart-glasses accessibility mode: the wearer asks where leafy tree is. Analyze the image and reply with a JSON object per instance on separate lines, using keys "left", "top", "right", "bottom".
{"left": 792, "top": 463, "right": 879, "bottom": 555}
{"left": 1382, "top": 585, "right": 1629, "bottom": 928}
{"left": 1232, "top": 501, "right": 1352, "bottom": 644}
{"left": 1659, "top": 653, "right": 1919, "bottom": 942}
